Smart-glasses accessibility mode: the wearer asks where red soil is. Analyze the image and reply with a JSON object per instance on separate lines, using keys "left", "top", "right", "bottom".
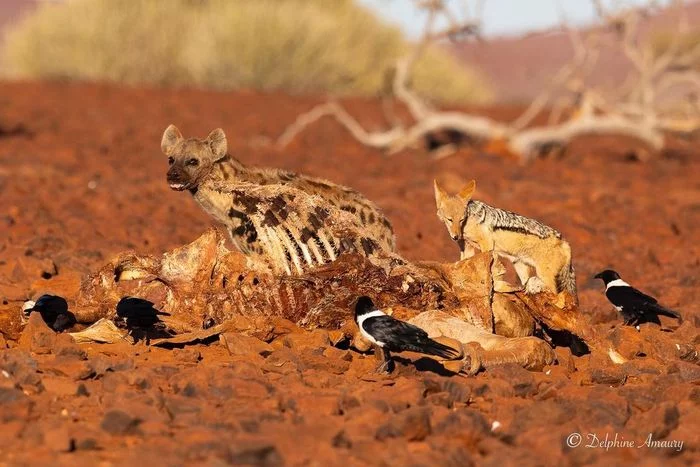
{"left": 0, "top": 82, "right": 698, "bottom": 465}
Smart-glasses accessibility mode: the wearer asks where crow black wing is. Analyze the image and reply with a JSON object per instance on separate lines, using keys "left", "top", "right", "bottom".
{"left": 362, "top": 315, "right": 459, "bottom": 359}
{"left": 606, "top": 286, "right": 657, "bottom": 308}
{"left": 116, "top": 297, "right": 169, "bottom": 328}
{"left": 607, "top": 287, "right": 681, "bottom": 322}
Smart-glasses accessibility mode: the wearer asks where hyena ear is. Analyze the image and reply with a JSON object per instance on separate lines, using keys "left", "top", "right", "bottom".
{"left": 161, "top": 124, "right": 183, "bottom": 154}
{"left": 206, "top": 128, "right": 227, "bottom": 160}
{"left": 458, "top": 180, "right": 476, "bottom": 201}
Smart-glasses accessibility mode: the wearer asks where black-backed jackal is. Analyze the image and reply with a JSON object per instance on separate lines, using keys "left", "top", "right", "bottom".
{"left": 434, "top": 179, "right": 578, "bottom": 304}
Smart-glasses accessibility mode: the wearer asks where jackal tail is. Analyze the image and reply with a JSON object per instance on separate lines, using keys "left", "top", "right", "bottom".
{"left": 556, "top": 262, "right": 578, "bottom": 304}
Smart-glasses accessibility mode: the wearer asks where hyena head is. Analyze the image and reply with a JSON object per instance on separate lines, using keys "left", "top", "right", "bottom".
{"left": 161, "top": 125, "right": 228, "bottom": 191}
{"left": 434, "top": 179, "right": 476, "bottom": 241}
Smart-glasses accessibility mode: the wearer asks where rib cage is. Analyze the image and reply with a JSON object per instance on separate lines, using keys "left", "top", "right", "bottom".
{"left": 208, "top": 182, "right": 388, "bottom": 277}
{"left": 213, "top": 156, "right": 396, "bottom": 252}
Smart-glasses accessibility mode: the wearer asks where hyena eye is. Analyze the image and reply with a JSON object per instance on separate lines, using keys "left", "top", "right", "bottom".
{"left": 167, "top": 156, "right": 174, "bottom": 165}
{"left": 187, "top": 158, "right": 199, "bottom": 166}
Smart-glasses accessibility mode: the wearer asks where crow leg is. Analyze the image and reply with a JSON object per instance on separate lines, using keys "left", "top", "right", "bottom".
{"left": 375, "top": 347, "right": 394, "bottom": 374}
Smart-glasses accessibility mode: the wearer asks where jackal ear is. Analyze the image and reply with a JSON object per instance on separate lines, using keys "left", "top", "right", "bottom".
{"left": 206, "top": 128, "right": 227, "bottom": 160}
{"left": 433, "top": 180, "right": 447, "bottom": 205}
{"left": 161, "top": 124, "right": 183, "bottom": 154}
{"left": 458, "top": 180, "right": 476, "bottom": 201}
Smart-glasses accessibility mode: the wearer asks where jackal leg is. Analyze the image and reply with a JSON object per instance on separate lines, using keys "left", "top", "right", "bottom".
{"left": 513, "top": 261, "right": 532, "bottom": 287}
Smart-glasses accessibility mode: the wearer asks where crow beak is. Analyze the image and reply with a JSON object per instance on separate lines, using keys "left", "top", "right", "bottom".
{"left": 593, "top": 272, "right": 603, "bottom": 280}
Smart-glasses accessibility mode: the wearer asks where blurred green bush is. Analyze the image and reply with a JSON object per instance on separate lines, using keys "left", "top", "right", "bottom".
{"left": 2, "top": 0, "right": 492, "bottom": 103}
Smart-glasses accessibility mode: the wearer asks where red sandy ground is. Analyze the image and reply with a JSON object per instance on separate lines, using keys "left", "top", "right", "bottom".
{"left": 0, "top": 82, "right": 699, "bottom": 465}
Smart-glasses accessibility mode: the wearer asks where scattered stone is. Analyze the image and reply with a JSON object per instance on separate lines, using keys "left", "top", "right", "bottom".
{"left": 337, "top": 393, "right": 361, "bottom": 415}
{"left": 0, "top": 387, "right": 26, "bottom": 404}
{"left": 263, "top": 349, "right": 300, "bottom": 375}
{"left": 229, "top": 443, "right": 283, "bottom": 467}
{"left": 76, "top": 383, "right": 90, "bottom": 397}
{"left": 281, "top": 329, "right": 329, "bottom": 352}
{"left": 676, "top": 361, "right": 700, "bottom": 383}
{"left": 626, "top": 402, "right": 679, "bottom": 439}
{"left": 172, "top": 348, "right": 202, "bottom": 363}
{"left": 422, "top": 378, "right": 472, "bottom": 408}
{"left": 589, "top": 367, "right": 627, "bottom": 386}
{"left": 376, "top": 407, "right": 432, "bottom": 441}
{"left": 331, "top": 430, "right": 352, "bottom": 449}
{"left": 53, "top": 335, "right": 87, "bottom": 361}
{"left": 434, "top": 409, "right": 490, "bottom": 438}
{"left": 220, "top": 333, "right": 273, "bottom": 358}
{"left": 41, "top": 377, "right": 80, "bottom": 397}
{"left": 553, "top": 346, "right": 575, "bottom": 373}
{"left": 75, "top": 438, "right": 99, "bottom": 451}
{"left": 488, "top": 364, "right": 537, "bottom": 397}
{"left": 606, "top": 326, "right": 645, "bottom": 360}
{"left": 322, "top": 346, "right": 352, "bottom": 362}
{"left": 43, "top": 427, "right": 76, "bottom": 453}
{"left": 18, "top": 312, "right": 56, "bottom": 354}
{"left": 297, "top": 349, "right": 350, "bottom": 375}
{"left": 100, "top": 410, "right": 142, "bottom": 436}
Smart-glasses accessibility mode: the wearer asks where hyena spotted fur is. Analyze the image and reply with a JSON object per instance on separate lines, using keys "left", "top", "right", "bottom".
{"left": 205, "top": 182, "right": 389, "bottom": 275}
{"left": 435, "top": 179, "right": 578, "bottom": 304}
{"left": 161, "top": 125, "right": 395, "bottom": 255}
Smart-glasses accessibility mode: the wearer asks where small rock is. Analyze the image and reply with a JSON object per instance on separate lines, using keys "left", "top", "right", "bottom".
{"left": 172, "top": 348, "right": 202, "bottom": 364}
{"left": 42, "top": 377, "right": 79, "bottom": 397}
{"left": 281, "top": 329, "right": 329, "bottom": 352}
{"left": 488, "top": 364, "right": 537, "bottom": 397}
{"left": 337, "top": 393, "right": 361, "bottom": 415}
{"left": 263, "top": 349, "right": 300, "bottom": 375}
{"left": 229, "top": 443, "right": 283, "bottom": 467}
{"left": 626, "top": 402, "right": 679, "bottom": 439}
{"left": 0, "top": 387, "right": 26, "bottom": 404}
{"left": 75, "top": 438, "right": 99, "bottom": 451}
{"left": 376, "top": 407, "right": 432, "bottom": 441}
{"left": 54, "top": 335, "right": 87, "bottom": 361}
{"left": 422, "top": 378, "right": 472, "bottom": 408}
{"left": 291, "top": 394, "right": 340, "bottom": 416}
{"left": 297, "top": 349, "right": 350, "bottom": 375}
{"left": 589, "top": 367, "right": 627, "bottom": 386}
{"left": 18, "top": 312, "right": 56, "bottom": 354}
{"left": 606, "top": 326, "right": 645, "bottom": 360}
{"left": 322, "top": 346, "right": 352, "bottom": 361}
{"left": 43, "top": 427, "right": 76, "bottom": 453}
{"left": 220, "top": 333, "right": 273, "bottom": 358}
{"left": 676, "top": 361, "right": 700, "bottom": 383}
{"left": 434, "top": 409, "right": 489, "bottom": 439}
{"left": 331, "top": 430, "right": 352, "bottom": 449}
{"left": 554, "top": 346, "right": 575, "bottom": 373}
{"left": 100, "top": 410, "right": 142, "bottom": 436}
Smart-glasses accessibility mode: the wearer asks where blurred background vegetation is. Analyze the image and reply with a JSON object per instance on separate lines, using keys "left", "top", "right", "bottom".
{"left": 2, "top": 0, "right": 492, "bottom": 104}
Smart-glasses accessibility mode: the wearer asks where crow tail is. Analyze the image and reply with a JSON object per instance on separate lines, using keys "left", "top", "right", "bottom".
{"left": 649, "top": 303, "right": 682, "bottom": 321}
{"left": 419, "top": 338, "right": 461, "bottom": 359}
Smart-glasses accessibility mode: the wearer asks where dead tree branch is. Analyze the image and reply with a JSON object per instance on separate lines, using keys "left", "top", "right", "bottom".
{"left": 277, "top": 0, "right": 700, "bottom": 161}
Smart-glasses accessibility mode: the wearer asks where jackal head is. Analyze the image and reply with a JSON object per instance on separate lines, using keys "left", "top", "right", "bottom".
{"left": 161, "top": 125, "right": 228, "bottom": 191}
{"left": 434, "top": 179, "right": 476, "bottom": 241}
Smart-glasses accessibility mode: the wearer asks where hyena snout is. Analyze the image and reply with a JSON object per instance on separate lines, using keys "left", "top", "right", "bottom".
{"left": 167, "top": 167, "right": 190, "bottom": 190}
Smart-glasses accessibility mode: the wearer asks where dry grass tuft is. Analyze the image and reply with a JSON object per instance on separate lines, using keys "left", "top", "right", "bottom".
{"left": 2, "top": 0, "right": 492, "bottom": 104}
